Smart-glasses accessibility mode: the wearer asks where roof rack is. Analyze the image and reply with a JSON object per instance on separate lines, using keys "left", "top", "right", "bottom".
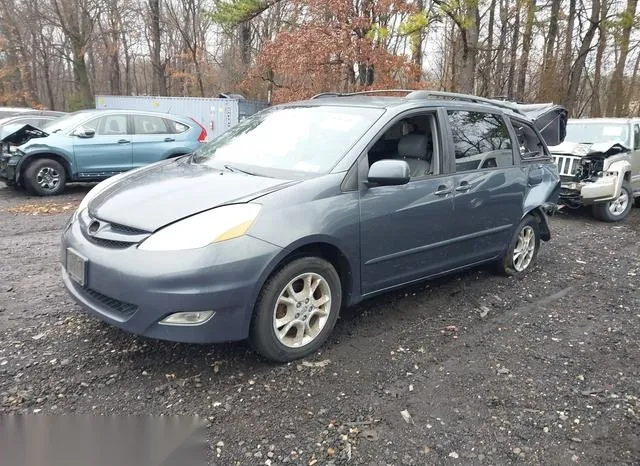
{"left": 310, "top": 89, "right": 415, "bottom": 99}
{"left": 404, "top": 90, "right": 526, "bottom": 115}
{"left": 309, "top": 89, "right": 528, "bottom": 115}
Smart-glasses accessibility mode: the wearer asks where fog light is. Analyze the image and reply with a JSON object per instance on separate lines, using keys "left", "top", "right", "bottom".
{"left": 159, "top": 311, "right": 215, "bottom": 325}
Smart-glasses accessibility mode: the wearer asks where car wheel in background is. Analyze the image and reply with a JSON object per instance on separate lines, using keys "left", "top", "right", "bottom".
{"left": 23, "top": 158, "right": 67, "bottom": 196}
{"left": 250, "top": 257, "right": 342, "bottom": 362}
{"left": 496, "top": 215, "right": 541, "bottom": 277}
{"left": 592, "top": 181, "right": 632, "bottom": 222}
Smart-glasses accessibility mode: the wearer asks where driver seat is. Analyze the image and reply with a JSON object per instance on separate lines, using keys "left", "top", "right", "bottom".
{"left": 397, "top": 133, "right": 431, "bottom": 177}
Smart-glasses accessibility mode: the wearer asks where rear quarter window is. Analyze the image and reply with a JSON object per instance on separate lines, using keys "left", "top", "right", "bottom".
{"left": 164, "top": 119, "right": 190, "bottom": 134}
{"left": 510, "top": 118, "right": 547, "bottom": 159}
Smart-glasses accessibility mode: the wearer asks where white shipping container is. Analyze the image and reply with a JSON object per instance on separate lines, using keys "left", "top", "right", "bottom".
{"left": 95, "top": 95, "right": 268, "bottom": 139}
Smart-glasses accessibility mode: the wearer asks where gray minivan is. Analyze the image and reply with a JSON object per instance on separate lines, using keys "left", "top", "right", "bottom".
{"left": 61, "top": 91, "right": 565, "bottom": 362}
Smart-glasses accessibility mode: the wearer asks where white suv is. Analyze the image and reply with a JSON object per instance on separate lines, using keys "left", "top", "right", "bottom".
{"left": 548, "top": 118, "right": 640, "bottom": 222}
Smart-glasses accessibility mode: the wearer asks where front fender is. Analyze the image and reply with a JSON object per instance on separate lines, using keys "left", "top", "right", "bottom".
{"left": 604, "top": 158, "right": 632, "bottom": 198}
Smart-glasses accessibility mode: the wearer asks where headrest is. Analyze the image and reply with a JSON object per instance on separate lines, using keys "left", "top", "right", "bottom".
{"left": 398, "top": 133, "right": 428, "bottom": 159}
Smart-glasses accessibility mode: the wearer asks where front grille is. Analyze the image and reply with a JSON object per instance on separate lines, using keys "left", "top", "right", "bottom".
{"left": 110, "top": 223, "right": 148, "bottom": 235}
{"left": 87, "top": 237, "right": 135, "bottom": 249}
{"left": 553, "top": 154, "right": 582, "bottom": 177}
{"left": 83, "top": 288, "right": 138, "bottom": 317}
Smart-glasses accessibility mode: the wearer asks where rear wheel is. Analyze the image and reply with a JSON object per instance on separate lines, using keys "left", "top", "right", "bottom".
{"left": 496, "top": 215, "right": 541, "bottom": 277}
{"left": 23, "top": 158, "right": 66, "bottom": 196}
{"left": 249, "top": 257, "right": 342, "bottom": 362}
{"left": 592, "top": 181, "right": 632, "bottom": 222}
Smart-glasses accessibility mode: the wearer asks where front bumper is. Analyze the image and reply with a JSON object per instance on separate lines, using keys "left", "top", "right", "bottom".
{"left": 61, "top": 215, "right": 283, "bottom": 343}
{"left": 559, "top": 176, "right": 617, "bottom": 206}
{"left": 0, "top": 153, "right": 19, "bottom": 183}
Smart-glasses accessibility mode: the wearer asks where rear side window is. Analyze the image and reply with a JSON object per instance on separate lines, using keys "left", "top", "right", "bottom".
{"left": 510, "top": 119, "right": 546, "bottom": 159}
{"left": 133, "top": 115, "right": 172, "bottom": 135}
{"left": 447, "top": 110, "right": 513, "bottom": 172}
{"left": 164, "top": 119, "right": 189, "bottom": 134}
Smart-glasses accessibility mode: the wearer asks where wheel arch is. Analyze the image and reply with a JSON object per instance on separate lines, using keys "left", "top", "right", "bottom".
{"left": 523, "top": 206, "right": 551, "bottom": 242}
{"left": 255, "top": 236, "right": 356, "bottom": 307}
{"left": 241, "top": 237, "right": 357, "bottom": 340}
{"left": 17, "top": 152, "right": 72, "bottom": 184}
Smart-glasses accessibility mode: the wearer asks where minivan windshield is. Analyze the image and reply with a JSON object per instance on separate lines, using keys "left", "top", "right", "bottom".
{"left": 565, "top": 122, "right": 629, "bottom": 145}
{"left": 192, "top": 105, "right": 384, "bottom": 174}
{"left": 43, "top": 111, "right": 93, "bottom": 134}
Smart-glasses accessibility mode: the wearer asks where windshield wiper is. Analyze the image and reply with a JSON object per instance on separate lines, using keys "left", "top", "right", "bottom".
{"left": 224, "top": 164, "right": 258, "bottom": 176}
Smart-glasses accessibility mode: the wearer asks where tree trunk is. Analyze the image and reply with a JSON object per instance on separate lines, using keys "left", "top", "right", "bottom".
{"left": 148, "top": 0, "right": 167, "bottom": 95}
{"left": 623, "top": 50, "right": 640, "bottom": 115}
{"left": 566, "top": 0, "right": 600, "bottom": 116}
{"left": 239, "top": 22, "right": 252, "bottom": 66}
{"left": 590, "top": 1, "right": 609, "bottom": 117}
{"left": 562, "top": 0, "right": 577, "bottom": 88}
{"left": 455, "top": 2, "right": 479, "bottom": 93}
{"left": 411, "top": 0, "right": 424, "bottom": 81}
{"left": 538, "top": 0, "right": 560, "bottom": 100}
{"left": 72, "top": 42, "right": 94, "bottom": 108}
{"left": 493, "top": 0, "right": 508, "bottom": 96}
{"left": 516, "top": 0, "right": 536, "bottom": 101}
{"left": 606, "top": 0, "right": 638, "bottom": 116}
{"left": 507, "top": 0, "right": 520, "bottom": 100}
{"left": 480, "top": 0, "right": 497, "bottom": 96}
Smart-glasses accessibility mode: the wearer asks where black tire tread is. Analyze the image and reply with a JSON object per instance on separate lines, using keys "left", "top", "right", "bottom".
{"left": 496, "top": 214, "right": 541, "bottom": 277}
{"left": 249, "top": 256, "right": 341, "bottom": 362}
{"left": 23, "top": 158, "right": 67, "bottom": 196}
{"left": 592, "top": 181, "right": 632, "bottom": 222}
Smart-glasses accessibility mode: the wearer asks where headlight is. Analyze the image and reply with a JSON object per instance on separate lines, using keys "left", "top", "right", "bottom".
{"left": 138, "top": 204, "right": 262, "bottom": 251}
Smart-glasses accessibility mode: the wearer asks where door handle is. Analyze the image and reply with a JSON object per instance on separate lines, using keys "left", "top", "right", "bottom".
{"left": 117, "top": 139, "right": 130, "bottom": 144}
{"left": 164, "top": 137, "right": 175, "bottom": 142}
{"left": 434, "top": 185, "right": 452, "bottom": 196}
{"left": 455, "top": 182, "right": 471, "bottom": 192}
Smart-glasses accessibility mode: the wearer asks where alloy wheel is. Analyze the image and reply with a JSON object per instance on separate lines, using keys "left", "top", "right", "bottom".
{"left": 608, "top": 190, "right": 629, "bottom": 217}
{"left": 36, "top": 166, "right": 61, "bottom": 192}
{"left": 272, "top": 273, "right": 332, "bottom": 348}
{"left": 513, "top": 225, "right": 536, "bottom": 272}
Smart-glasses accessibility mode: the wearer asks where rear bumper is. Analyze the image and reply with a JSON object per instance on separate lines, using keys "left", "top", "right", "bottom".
{"left": 61, "top": 216, "right": 283, "bottom": 343}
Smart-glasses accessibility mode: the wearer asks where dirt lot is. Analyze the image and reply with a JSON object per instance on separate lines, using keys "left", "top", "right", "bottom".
{"left": 1, "top": 181, "right": 639, "bottom": 465}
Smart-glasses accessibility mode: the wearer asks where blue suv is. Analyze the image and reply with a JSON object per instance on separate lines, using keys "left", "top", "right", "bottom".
{"left": 0, "top": 109, "right": 207, "bottom": 195}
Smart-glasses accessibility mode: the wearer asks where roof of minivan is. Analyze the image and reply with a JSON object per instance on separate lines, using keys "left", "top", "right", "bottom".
{"left": 281, "top": 95, "right": 525, "bottom": 118}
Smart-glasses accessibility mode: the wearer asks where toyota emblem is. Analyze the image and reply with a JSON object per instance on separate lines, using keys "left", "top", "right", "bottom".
{"left": 88, "top": 221, "right": 101, "bottom": 235}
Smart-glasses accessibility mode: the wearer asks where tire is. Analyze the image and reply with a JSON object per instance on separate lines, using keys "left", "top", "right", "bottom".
{"left": 496, "top": 215, "right": 541, "bottom": 277}
{"left": 23, "top": 158, "right": 67, "bottom": 196}
{"left": 249, "top": 257, "right": 342, "bottom": 362}
{"left": 592, "top": 181, "right": 632, "bottom": 222}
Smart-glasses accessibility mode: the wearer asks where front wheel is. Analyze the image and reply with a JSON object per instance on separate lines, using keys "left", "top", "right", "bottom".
{"left": 249, "top": 257, "right": 342, "bottom": 362}
{"left": 592, "top": 181, "right": 632, "bottom": 222}
{"left": 23, "top": 158, "right": 67, "bottom": 196}
{"left": 496, "top": 215, "right": 541, "bottom": 277}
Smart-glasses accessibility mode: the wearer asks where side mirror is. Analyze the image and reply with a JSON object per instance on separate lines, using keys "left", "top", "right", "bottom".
{"left": 73, "top": 126, "right": 95, "bottom": 138}
{"left": 367, "top": 159, "right": 410, "bottom": 186}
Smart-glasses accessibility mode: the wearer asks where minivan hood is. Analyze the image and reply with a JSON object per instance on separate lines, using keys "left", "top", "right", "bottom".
{"left": 0, "top": 123, "right": 48, "bottom": 146}
{"left": 89, "top": 158, "right": 298, "bottom": 231}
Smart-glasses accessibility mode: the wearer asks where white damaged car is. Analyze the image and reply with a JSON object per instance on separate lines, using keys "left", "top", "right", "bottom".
{"left": 548, "top": 118, "right": 640, "bottom": 222}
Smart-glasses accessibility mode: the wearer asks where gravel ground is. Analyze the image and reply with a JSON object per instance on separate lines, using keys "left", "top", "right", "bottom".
{"left": 1, "top": 181, "right": 639, "bottom": 465}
